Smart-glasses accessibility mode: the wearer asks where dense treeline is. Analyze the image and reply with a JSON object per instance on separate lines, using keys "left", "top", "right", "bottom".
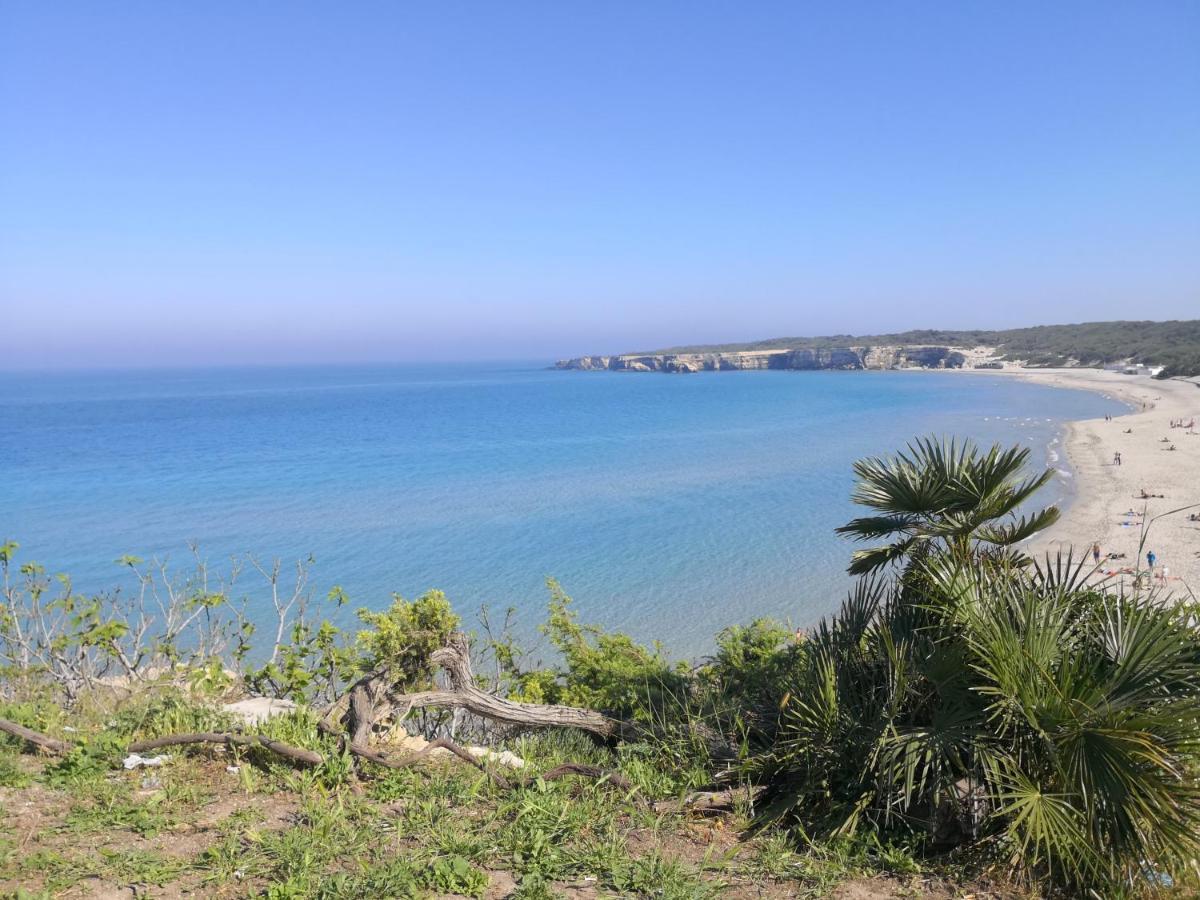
{"left": 643, "top": 319, "right": 1200, "bottom": 376}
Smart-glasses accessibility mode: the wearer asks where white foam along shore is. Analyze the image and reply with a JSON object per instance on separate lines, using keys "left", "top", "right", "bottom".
{"left": 959, "top": 367, "right": 1200, "bottom": 595}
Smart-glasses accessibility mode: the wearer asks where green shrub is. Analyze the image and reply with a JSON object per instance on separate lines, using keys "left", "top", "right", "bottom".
{"left": 536, "top": 580, "right": 687, "bottom": 722}
{"left": 0, "top": 699, "right": 63, "bottom": 746}
{"left": 702, "top": 618, "right": 795, "bottom": 706}
{"left": 356, "top": 590, "right": 460, "bottom": 689}
{"left": 108, "top": 689, "right": 235, "bottom": 740}
{"left": 44, "top": 733, "right": 124, "bottom": 787}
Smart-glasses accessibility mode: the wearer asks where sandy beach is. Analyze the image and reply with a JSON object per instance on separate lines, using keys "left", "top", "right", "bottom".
{"left": 970, "top": 368, "right": 1200, "bottom": 596}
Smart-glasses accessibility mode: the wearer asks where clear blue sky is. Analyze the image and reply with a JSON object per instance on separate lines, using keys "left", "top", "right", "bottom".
{"left": 1, "top": 2, "right": 1197, "bottom": 367}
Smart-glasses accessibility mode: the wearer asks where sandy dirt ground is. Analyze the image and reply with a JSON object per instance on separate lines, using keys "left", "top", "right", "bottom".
{"left": 964, "top": 368, "right": 1200, "bottom": 597}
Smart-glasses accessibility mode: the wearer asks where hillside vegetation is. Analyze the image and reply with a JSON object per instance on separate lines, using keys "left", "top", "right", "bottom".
{"left": 3, "top": 438, "right": 1199, "bottom": 897}
{"left": 639, "top": 320, "right": 1200, "bottom": 376}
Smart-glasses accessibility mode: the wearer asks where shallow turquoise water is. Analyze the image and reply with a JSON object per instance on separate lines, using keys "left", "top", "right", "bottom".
{"left": 0, "top": 364, "right": 1124, "bottom": 656}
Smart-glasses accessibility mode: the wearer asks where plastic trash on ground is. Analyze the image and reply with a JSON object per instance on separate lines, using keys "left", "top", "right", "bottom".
{"left": 123, "top": 753, "right": 169, "bottom": 769}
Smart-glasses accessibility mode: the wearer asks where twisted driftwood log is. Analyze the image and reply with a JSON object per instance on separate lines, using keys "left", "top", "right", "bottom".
{"left": 356, "top": 632, "right": 634, "bottom": 740}
{"left": 321, "top": 631, "right": 635, "bottom": 789}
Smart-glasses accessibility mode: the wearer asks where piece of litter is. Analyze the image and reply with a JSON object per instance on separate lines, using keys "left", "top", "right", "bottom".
{"left": 123, "top": 753, "right": 169, "bottom": 769}
{"left": 62, "top": 726, "right": 77, "bottom": 733}
{"left": 226, "top": 765, "right": 241, "bottom": 774}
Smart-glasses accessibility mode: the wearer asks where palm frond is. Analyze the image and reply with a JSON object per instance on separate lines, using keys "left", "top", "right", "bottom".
{"left": 975, "top": 506, "right": 1061, "bottom": 546}
{"left": 847, "top": 539, "right": 918, "bottom": 576}
{"left": 835, "top": 514, "right": 919, "bottom": 541}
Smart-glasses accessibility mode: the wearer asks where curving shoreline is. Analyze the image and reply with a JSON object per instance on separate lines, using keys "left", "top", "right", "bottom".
{"left": 959, "top": 368, "right": 1200, "bottom": 593}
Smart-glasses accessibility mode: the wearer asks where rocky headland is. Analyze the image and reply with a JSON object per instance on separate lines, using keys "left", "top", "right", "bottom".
{"left": 555, "top": 321, "right": 1200, "bottom": 377}
{"left": 556, "top": 345, "right": 970, "bottom": 373}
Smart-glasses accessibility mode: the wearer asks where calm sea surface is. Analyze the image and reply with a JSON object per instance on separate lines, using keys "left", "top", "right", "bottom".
{"left": 0, "top": 364, "right": 1125, "bottom": 657}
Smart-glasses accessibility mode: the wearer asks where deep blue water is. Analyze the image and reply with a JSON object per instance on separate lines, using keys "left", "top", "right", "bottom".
{"left": 0, "top": 364, "right": 1125, "bottom": 656}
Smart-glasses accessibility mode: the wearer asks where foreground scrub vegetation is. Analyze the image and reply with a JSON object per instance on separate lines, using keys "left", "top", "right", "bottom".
{"left": 3, "top": 437, "right": 1199, "bottom": 898}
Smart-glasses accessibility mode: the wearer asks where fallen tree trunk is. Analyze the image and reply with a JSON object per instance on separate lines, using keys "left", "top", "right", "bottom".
{"left": 127, "top": 732, "right": 324, "bottom": 766}
{"left": 372, "top": 632, "right": 634, "bottom": 740}
{"left": 0, "top": 717, "right": 72, "bottom": 755}
{"left": 0, "top": 716, "right": 322, "bottom": 766}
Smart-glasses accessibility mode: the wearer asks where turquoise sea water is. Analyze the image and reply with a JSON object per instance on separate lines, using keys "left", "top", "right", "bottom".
{"left": 0, "top": 364, "right": 1124, "bottom": 656}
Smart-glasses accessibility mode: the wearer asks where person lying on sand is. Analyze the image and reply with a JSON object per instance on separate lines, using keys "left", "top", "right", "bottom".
{"left": 1138, "top": 490, "right": 1166, "bottom": 499}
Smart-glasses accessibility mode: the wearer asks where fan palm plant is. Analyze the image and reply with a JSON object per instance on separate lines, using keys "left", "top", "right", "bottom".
{"left": 753, "top": 439, "right": 1200, "bottom": 896}
{"left": 756, "top": 556, "right": 1200, "bottom": 895}
{"left": 835, "top": 437, "right": 1060, "bottom": 574}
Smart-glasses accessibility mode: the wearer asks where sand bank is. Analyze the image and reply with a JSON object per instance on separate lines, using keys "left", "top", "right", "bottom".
{"left": 965, "top": 368, "right": 1200, "bottom": 595}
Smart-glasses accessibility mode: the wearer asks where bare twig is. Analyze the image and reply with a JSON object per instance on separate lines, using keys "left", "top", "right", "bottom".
{"left": 541, "top": 763, "right": 632, "bottom": 791}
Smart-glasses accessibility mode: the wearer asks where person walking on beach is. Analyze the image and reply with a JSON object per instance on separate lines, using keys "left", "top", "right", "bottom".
{"left": 1147, "top": 550, "right": 1156, "bottom": 573}
{"left": 1092, "top": 542, "right": 1101, "bottom": 565}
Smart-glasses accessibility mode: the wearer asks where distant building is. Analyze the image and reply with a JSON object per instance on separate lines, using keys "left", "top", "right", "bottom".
{"left": 1114, "top": 363, "right": 1164, "bottom": 377}
{"left": 973, "top": 361, "right": 1003, "bottom": 369}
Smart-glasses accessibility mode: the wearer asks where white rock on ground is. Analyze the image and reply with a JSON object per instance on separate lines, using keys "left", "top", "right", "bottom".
{"left": 222, "top": 697, "right": 298, "bottom": 727}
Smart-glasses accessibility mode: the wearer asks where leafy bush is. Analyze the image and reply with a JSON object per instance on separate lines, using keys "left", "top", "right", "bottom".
{"left": 703, "top": 618, "right": 795, "bottom": 705}
{"left": 538, "top": 579, "right": 685, "bottom": 721}
{"left": 44, "top": 733, "right": 125, "bottom": 786}
{"left": 246, "top": 588, "right": 460, "bottom": 704}
{"left": 108, "top": 689, "right": 236, "bottom": 740}
{"left": 356, "top": 590, "right": 460, "bottom": 689}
